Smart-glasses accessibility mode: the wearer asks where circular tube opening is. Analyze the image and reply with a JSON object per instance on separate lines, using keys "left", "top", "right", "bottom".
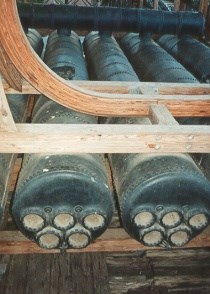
{"left": 23, "top": 214, "right": 44, "bottom": 231}
{"left": 83, "top": 214, "right": 105, "bottom": 230}
{"left": 134, "top": 211, "right": 155, "bottom": 228}
{"left": 68, "top": 232, "right": 90, "bottom": 249}
{"left": 167, "top": 225, "right": 192, "bottom": 247}
{"left": 38, "top": 233, "right": 60, "bottom": 249}
{"left": 53, "top": 213, "right": 75, "bottom": 230}
{"left": 142, "top": 230, "right": 164, "bottom": 246}
{"left": 161, "top": 211, "right": 181, "bottom": 228}
{"left": 170, "top": 230, "right": 190, "bottom": 247}
{"left": 189, "top": 213, "right": 208, "bottom": 230}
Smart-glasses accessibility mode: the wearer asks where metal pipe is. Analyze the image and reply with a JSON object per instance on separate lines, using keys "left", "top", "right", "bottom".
{"left": 17, "top": 3, "right": 205, "bottom": 35}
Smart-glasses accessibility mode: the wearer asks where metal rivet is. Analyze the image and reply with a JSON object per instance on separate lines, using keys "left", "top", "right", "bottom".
{"left": 188, "top": 135, "right": 194, "bottom": 140}
{"left": 156, "top": 205, "right": 164, "bottom": 212}
{"left": 155, "top": 144, "right": 161, "bottom": 150}
{"left": 75, "top": 206, "right": 83, "bottom": 213}
{"left": 186, "top": 144, "right": 192, "bottom": 150}
{"left": 44, "top": 207, "right": 52, "bottom": 213}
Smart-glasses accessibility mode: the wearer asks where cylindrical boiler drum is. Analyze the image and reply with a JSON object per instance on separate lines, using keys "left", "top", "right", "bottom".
{"left": 12, "top": 31, "right": 113, "bottom": 250}
{"left": 84, "top": 32, "right": 210, "bottom": 247}
{"left": 157, "top": 34, "right": 210, "bottom": 83}
{"left": 120, "top": 33, "right": 198, "bottom": 83}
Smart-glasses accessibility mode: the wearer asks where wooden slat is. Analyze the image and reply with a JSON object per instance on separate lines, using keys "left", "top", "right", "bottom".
{"left": 3, "top": 80, "right": 210, "bottom": 113}
{"left": 199, "top": 0, "right": 209, "bottom": 16}
{"left": 0, "top": 79, "right": 16, "bottom": 131}
{"left": 4, "top": 80, "right": 210, "bottom": 95}
{"left": 0, "top": 227, "right": 210, "bottom": 254}
{"left": 0, "top": 124, "right": 209, "bottom": 153}
{"left": 0, "top": 154, "right": 15, "bottom": 226}
{"left": 174, "top": 0, "right": 181, "bottom": 11}
{"left": 154, "top": 0, "right": 159, "bottom": 9}
{"left": 149, "top": 105, "right": 178, "bottom": 125}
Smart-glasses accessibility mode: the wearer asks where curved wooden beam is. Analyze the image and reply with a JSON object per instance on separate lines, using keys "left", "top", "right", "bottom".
{"left": 0, "top": 44, "right": 22, "bottom": 91}
{"left": 0, "top": 0, "right": 157, "bottom": 117}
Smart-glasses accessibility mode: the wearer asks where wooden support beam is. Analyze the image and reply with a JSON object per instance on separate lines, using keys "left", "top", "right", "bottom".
{"left": 174, "top": 0, "right": 181, "bottom": 12}
{"left": 3, "top": 80, "right": 210, "bottom": 96}
{"left": 2, "top": 81, "right": 210, "bottom": 117}
{"left": 199, "top": 0, "right": 209, "bottom": 16}
{"left": 180, "top": 0, "right": 187, "bottom": 11}
{"left": 0, "top": 124, "right": 209, "bottom": 154}
{"left": 0, "top": 154, "right": 16, "bottom": 226}
{"left": 0, "top": 227, "right": 210, "bottom": 254}
{"left": 154, "top": 0, "right": 159, "bottom": 10}
{"left": 149, "top": 105, "right": 178, "bottom": 125}
{"left": 0, "top": 79, "right": 16, "bottom": 132}
{"left": 0, "top": 43, "right": 22, "bottom": 91}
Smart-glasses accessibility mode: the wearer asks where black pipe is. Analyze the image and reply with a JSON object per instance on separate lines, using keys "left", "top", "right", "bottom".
{"left": 17, "top": 3, "right": 205, "bottom": 35}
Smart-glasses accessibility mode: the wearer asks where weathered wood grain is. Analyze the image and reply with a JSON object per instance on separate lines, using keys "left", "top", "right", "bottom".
{"left": 0, "top": 46, "right": 22, "bottom": 91}
{"left": 4, "top": 80, "right": 210, "bottom": 96}
{"left": 149, "top": 105, "right": 178, "bottom": 125}
{"left": 0, "top": 124, "right": 209, "bottom": 154}
{"left": 0, "top": 80, "right": 16, "bottom": 131}
{"left": 0, "top": 227, "right": 210, "bottom": 254}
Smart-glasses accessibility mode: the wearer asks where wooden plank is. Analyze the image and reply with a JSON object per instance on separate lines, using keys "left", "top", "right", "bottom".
{"left": 0, "top": 154, "right": 16, "bottom": 226}
{"left": 0, "top": 0, "right": 208, "bottom": 117}
{"left": 174, "top": 0, "right": 181, "bottom": 11}
{"left": 199, "top": 0, "right": 209, "bottom": 16}
{"left": 0, "top": 227, "right": 210, "bottom": 254}
{"left": 4, "top": 80, "right": 210, "bottom": 96}
{"left": 2, "top": 250, "right": 210, "bottom": 294}
{"left": 0, "top": 93, "right": 31, "bottom": 227}
{"left": 149, "top": 105, "right": 178, "bottom": 125}
{"left": 154, "top": 0, "right": 159, "bottom": 9}
{"left": 0, "top": 124, "right": 209, "bottom": 154}
{"left": 0, "top": 46, "right": 22, "bottom": 92}
{"left": 3, "top": 81, "right": 210, "bottom": 116}
{"left": 0, "top": 80, "right": 16, "bottom": 132}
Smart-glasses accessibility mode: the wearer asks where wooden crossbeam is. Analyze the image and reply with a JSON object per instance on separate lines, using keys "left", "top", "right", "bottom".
{"left": 0, "top": 227, "right": 210, "bottom": 254}
{"left": 149, "top": 105, "right": 178, "bottom": 125}
{"left": 4, "top": 80, "right": 210, "bottom": 96}
{"left": 2, "top": 80, "right": 210, "bottom": 117}
{"left": 0, "top": 123, "right": 209, "bottom": 154}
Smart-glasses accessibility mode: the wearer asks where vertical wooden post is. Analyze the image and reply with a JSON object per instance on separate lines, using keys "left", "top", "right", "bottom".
{"left": 0, "top": 79, "right": 17, "bottom": 132}
{"left": 199, "top": 0, "right": 209, "bottom": 16}
{"left": 154, "top": 0, "right": 159, "bottom": 10}
{"left": 174, "top": 0, "right": 181, "bottom": 11}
